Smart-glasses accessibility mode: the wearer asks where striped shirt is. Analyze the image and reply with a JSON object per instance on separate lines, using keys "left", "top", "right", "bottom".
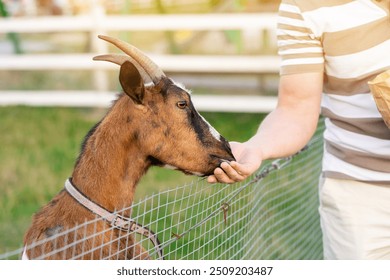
{"left": 277, "top": 0, "right": 390, "bottom": 185}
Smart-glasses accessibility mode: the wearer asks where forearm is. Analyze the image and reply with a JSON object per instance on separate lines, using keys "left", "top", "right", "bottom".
{"left": 208, "top": 73, "right": 323, "bottom": 184}
{"left": 246, "top": 73, "right": 323, "bottom": 161}
{"left": 246, "top": 106, "right": 319, "bottom": 161}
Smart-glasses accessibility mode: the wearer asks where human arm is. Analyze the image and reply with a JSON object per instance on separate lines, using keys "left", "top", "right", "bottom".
{"left": 207, "top": 72, "right": 323, "bottom": 184}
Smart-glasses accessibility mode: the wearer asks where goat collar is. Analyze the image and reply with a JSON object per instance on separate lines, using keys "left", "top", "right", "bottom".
{"left": 64, "top": 178, "right": 164, "bottom": 259}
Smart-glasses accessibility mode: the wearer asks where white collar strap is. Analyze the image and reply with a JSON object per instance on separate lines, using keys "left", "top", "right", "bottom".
{"left": 64, "top": 178, "right": 135, "bottom": 231}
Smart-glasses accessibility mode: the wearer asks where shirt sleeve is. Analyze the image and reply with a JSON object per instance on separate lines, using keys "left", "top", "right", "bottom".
{"left": 277, "top": 0, "right": 325, "bottom": 75}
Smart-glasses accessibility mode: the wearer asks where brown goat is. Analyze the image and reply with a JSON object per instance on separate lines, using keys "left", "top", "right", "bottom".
{"left": 23, "top": 35, "right": 235, "bottom": 260}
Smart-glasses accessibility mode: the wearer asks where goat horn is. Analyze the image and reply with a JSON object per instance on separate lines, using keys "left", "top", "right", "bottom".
{"left": 93, "top": 54, "right": 153, "bottom": 84}
{"left": 96, "top": 35, "right": 165, "bottom": 84}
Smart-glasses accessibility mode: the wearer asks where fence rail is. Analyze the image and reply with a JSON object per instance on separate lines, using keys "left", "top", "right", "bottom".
{"left": 0, "top": 91, "right": 277, "bottom": 112}
{"left": 0, "top": 13, "right": 277, "bottom": 32}
{"left": 0, "top": 9, "right": 279, "bottom": 112}
{"left": 0, "top": 53, "right": 280, "bottom": 74}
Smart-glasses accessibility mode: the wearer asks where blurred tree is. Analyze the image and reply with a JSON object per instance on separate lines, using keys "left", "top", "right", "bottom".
{"left": 0, "top": 0, "right": 22, "bottom": 54}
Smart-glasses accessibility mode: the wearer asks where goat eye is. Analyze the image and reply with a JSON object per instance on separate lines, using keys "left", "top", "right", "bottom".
{"left": 176, "top": 101, "right": 188, "bottom": 109}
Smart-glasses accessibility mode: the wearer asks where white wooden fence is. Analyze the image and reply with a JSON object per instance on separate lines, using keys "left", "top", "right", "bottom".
{"left": 0, "top": 6, "right": 279, "bottom": 112}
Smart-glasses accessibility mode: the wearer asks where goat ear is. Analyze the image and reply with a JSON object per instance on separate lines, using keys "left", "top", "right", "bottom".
{"left": 119, "top": 61, "right": 145, "bottom": 104}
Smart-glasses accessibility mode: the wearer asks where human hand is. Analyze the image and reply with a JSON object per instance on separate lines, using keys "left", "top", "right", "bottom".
{"left": 207, "top": 141, "right": 262, "bottom": 184}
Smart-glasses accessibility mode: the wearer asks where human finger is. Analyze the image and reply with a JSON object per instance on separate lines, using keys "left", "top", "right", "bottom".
{"left": 207, "top": 174, "right": 217, "bottom": 183}
{"left": 213, "top": 166, "right": 237, "bottom": 184}
{"left": 218, "top": 162, "right": 246, "bottom": 183}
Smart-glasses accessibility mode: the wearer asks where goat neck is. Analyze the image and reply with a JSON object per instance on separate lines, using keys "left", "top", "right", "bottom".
{"left": 71, "top": 95, "right": 150, "bottom": 213}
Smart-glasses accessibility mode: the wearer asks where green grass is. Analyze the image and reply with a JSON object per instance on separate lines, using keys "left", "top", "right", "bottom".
{"left": 0, "top": 106, "right": 264, "bottom": 254}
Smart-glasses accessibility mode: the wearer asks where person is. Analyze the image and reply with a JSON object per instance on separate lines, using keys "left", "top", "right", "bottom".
{"left": 207, "top": 0, "right": 390, "bottom": 259}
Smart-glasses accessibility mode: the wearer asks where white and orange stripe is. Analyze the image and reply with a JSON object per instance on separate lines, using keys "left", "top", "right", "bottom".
{"left": 277, "top": 0, "right": 390, "bottom": 185}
